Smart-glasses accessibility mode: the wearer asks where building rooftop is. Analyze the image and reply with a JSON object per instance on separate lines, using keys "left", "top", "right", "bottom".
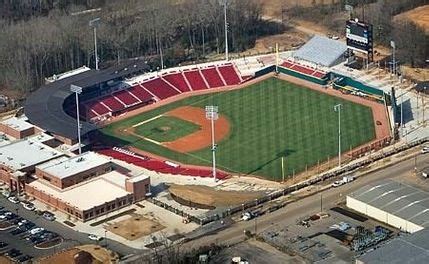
{"left": 1, "top": 116, "right": 34, "bottom": 132}
{"left": 0, "top": 139, "right": 64, "bottom": 171}
{"left": 28, "top": 133, "right": 55, "bottom": 144}
{"left": 36, "top": 152, "right": 110, "bottom": 179}
{"left": 348, "top": 179, "right": 429, "bottom": 228}
{"left": 357, "top": 228, "right": 429, "bottom": 264}
{"left": 293, "top": 35, "right": 347, "bottom": 67}
{"left": 28, "top": 172, "right": 131, "bottom": 211}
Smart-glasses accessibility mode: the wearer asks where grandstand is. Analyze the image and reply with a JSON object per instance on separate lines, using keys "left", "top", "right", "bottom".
{"left": 81, "top": 63, "right": 242, "bottom": 121}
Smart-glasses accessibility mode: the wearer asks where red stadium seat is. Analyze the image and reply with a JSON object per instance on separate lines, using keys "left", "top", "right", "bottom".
{"left": 201, "top": 67, "right": 224, "bottom": 88}
{"left": 218, "top": 65, "right": 241, "bottom": 85}
{"left": 142, "top": 78, "right": 180, "bottom": 99}
{"left": 163, "top": 73, "right": 191, "bottom": 92}
{"left": 184, "top": 70, "right": 208, "bottom": 90}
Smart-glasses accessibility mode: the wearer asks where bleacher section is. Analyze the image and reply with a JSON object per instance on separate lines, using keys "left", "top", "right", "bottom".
{"left": 201, "top": 67, "right": 225, "bottom": 88}
{"left": 83, "top": 64, "right": 243, "bottom": 121}
{"left": 129, "top": 85, "right": 153, "bottom": 102}
{"left": 162, "top": 73, "right": 191, "bottom": 92}
{"left": 279, "top": 60, "right": 328, "bottom": 85}
{"left": 98, "top": 148, "right": 228, "bottom": 179}
{"left": 141, "top": 78, "right": 180, "bottom": 99}
{"left": 114, "top": 90, "right": 139, "bottom": 106}
{"left": 184, "top": 70, "right": 208, "bottom": 90}
{"left": 101, "top": 97, "right": 124, "bottom": 112}
{"left": 218, "top": 65, "right": 241, "bottom": 85}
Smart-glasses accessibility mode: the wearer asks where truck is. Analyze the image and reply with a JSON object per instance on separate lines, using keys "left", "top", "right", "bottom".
{"left": 332, "top": 175, "right": 355, "bottom": 187}
{"left": 342, "top": 175, "right": 355, "bottom": 183}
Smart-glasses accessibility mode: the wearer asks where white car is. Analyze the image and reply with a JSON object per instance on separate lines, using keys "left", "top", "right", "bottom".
{"left": 7, "top": 196, "right": 19, "bottom": 204}
{"left": 421, "top": 147, "right": 429, "bottom": 154}
{"left": 0, "top": 212, "right": 12, "bottom": 220}
{"left": 88, "top": 234, "right": 103, "bottom": 241}
{"left": 29, "top": 227, "right": 44, "bottom": 235}
{"left": 332, "top": 181, "right": 344, "bottom": 187}
{"left": 17, "top": 219, "right": 29, "bottom": 226}
{"left": 22, "top": 203, "right": 35, "bottom": 211}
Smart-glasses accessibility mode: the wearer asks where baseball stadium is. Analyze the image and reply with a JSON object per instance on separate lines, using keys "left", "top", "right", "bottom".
{"left": 24, "top": 35, "right": 393, "bottom": 182}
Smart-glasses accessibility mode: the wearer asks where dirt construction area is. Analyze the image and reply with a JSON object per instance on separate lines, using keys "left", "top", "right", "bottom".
{"left": 394, "top": 5, "right": 429, "bottom": 34}
{"left": 168, "top": 184, "right": 263, "bottom": 207}
{"left": 105, "top": 214, "right": 165, "bottom": 241}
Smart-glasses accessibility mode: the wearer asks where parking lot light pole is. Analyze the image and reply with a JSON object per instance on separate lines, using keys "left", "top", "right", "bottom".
{"left": 70, "top": 85, "right": 83, "bottom": 154}
{"left": 334, "top": 104, "right": 342, "bottom": 167}
{"left": 206, "top": 106, "right": 219, "bottom": 182}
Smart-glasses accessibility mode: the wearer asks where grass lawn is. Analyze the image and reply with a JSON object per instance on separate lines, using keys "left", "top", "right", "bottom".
{"left": 134, "top": 116, "right": 200, "bottom": 142}
{"left": 101, "top": 78, "right": 375, "bottom": 180}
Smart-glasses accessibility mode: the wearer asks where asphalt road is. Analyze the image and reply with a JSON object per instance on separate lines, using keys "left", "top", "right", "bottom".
{"left": 0, "top": 197, "right": 145, "bottom": 259}
{"left": 184, "top": 153, "right": 429, "bottom": 248}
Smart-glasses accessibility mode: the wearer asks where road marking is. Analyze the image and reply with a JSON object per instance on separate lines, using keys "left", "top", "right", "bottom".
{"left": 132, "top": 114, "right": 163, "bottom": 128}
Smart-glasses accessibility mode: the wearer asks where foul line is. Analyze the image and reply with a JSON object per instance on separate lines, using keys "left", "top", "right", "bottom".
{"left": 132, "top": 114, "right": 163, "bottom": 128}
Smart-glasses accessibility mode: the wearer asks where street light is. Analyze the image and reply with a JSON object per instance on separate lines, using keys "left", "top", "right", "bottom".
{"left": 219, "top": 0, "right": 229, "bottom": 61}
{"left": 334, "top": 104, "right": 342, "bottom": 167}
{"left": 70, "top": 85, "right": 83, "bottom": 154}
{"left": 206, "top": 105, "right": 219, "bottom": 182}
{"left": 89, "top": 18, "right": 101, "bottom": 70}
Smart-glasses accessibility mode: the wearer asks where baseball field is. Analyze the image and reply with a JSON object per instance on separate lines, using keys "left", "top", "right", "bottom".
{"left": 101, "top": 78, "right": 375, "bottom": 180}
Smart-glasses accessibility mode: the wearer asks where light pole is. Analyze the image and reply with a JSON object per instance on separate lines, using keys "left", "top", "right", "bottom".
{"left": 71, "top": 85, "right": 83, "bottom": 154}
{"left": 206, "top": 106, "right": 219, "bottom": 182}
{"left": 334, "top": 104, "right": 342, "bottom": 167}
{"left": 89, "top": 18, "right": 101, "bottom": 70}
{"left": 220, "top": 0, "right": 229, "bottom": 61}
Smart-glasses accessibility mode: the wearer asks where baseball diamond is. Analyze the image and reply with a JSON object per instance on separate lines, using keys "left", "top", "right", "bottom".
{"left": 101, "top": 77, "right": 376, "bottom": 180}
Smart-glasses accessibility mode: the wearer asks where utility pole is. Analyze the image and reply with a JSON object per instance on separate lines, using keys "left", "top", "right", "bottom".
{"left": 334, "top": 104, "right": 342, "bottom": 167}
{"left": 281, "top": 156, "right": 285, "bottom": 182}
{"left": 89, "top": 18, "right": 101, "bottom": 70}
{"left": 220, "top": 0, "right": 229, "bottom": 61}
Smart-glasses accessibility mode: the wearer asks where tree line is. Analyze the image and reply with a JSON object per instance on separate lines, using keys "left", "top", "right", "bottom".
{"left": 0, "top": 0, "right": 283, "bottom": 95}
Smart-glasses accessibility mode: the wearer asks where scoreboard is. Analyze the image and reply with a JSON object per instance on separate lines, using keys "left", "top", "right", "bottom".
{"left": 346, "top": 19, "right": 373, "bottom": 57}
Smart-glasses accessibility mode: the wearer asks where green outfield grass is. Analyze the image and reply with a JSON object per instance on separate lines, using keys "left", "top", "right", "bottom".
{"left": 101, "top": 78, "right": 375, "bottom": 180}
{"left": 134, "top": 116, "right": 201, "bottom": 142}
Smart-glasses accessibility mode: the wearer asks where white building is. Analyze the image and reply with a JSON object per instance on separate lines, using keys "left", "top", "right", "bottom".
{"left": 347, "top": 179, "right": 429, "bottom": 233}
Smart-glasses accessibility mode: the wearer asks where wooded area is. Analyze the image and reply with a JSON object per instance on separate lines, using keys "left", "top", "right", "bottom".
{"left": 0, "top": 0, "right": 427, "bottom": 96}
{"left": 0, "top": 0, "right": 283, "bottom": 94}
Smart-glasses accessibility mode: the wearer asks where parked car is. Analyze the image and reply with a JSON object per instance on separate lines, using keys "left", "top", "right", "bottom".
{"left": 0, "top": 242, "right": 8, "bottom": 249}
{"left": 88, "top": 234, "right": 103, "bottom": 241}
{"left": 7, "top": 196, "right": 19, "bottom": 204}
{"left": 16, "top": 255, "right": 32, "bottom": 262}
{"left": 421, "top": 147, "right": 429, "bottom": 154}
{"left": 1, "top": 191, "right": 10, "bottom": 198}
{"left": 22, "top": 203, "right": 35, "bottom": 211}
{"left": 28, "top": 227, "right": 44, "bottom": 235}
{"left": 42, "top": 211, "right": 55, "bottom": 221}
{"left": 0, "top": 212, "right": 12, "bottom": 220}
{"left": 10, "top": 228, "right": 25, "bottom": 236}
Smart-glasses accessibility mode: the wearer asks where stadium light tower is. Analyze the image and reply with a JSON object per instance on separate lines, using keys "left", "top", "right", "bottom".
{"left": 206, "top": 105, "right": 219, "bottom": 182}
{"left": 219, "top": 0, "right": 229, "bottom": 61}
{"left": 89, "top": 18, "right": 101, "bottom": 70}
{"left": 71, "top": 85, "right": 83, "bottom": 154}
{"left": 334, "top": 104, "right": 342, "bottom": 167}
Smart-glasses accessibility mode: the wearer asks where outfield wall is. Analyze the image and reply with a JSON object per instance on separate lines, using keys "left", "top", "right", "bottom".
{"left": 332, "top": 73, "right": 389, "bottom": 104}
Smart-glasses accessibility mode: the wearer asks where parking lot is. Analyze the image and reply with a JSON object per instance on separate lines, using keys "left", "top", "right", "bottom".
{"left": 0, "top": 193, "right": 67, "bottom": 263}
